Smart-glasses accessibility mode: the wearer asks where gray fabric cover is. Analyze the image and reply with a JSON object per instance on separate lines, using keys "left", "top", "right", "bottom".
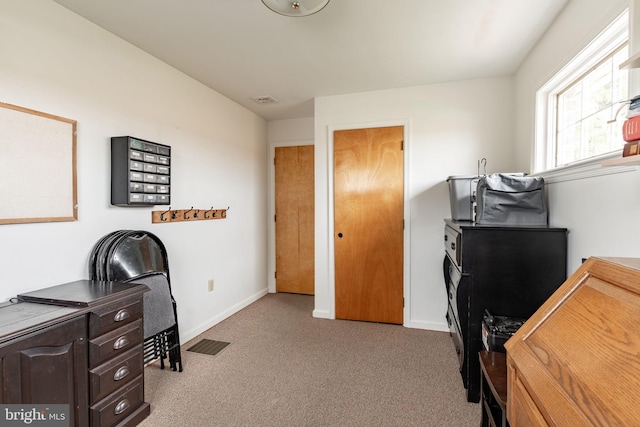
{"left": 130, "top": 273, "right": 176, "bottom": 339}
{"left": 475, "top": 173, "right": 547, "bottom": 226}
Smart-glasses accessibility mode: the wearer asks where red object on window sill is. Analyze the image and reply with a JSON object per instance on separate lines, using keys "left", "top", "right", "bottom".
{"left": 623, "top": 116, "right": 640, "bottom": 142}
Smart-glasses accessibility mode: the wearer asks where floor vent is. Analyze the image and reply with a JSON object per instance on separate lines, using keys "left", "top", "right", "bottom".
{"left": 186, "top": 339, "right": 230, "bottom": 356}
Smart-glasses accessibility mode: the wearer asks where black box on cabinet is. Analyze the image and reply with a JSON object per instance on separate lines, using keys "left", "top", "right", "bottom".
{"left": 111, "top": 136, "right": 171, "bottom": 206}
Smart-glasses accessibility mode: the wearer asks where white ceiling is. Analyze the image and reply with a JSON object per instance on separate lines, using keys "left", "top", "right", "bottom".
{"left": 52, "top": 0, "right": 569, "bottom": 121}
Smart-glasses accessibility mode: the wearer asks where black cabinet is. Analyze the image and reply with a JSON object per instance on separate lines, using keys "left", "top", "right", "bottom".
{"left": 443, "top": 219, "right": 567, "bottom": 403}
{"left": 111, "top": 136, "right": 171, "bottom": 206}
{"left": 0, "top": 309, "right": 88, "bottom": 426}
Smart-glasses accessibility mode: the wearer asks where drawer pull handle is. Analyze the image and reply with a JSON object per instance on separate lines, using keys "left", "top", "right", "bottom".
{"left": 113, "top": 366, "right": 130, "bottom": 381}
{"left": 114, "top": 399, "right": 130, "bottom": 415}
{"left": 114, "top": 309, "right": 130, "bottom": 322}
{"left": 113, "top": 336, "right": 129, "bottom": 350}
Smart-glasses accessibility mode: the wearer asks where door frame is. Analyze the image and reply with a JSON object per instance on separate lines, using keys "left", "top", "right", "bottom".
{"left": 268, "top": 138, "right": 314, "bottom": 294}
{"left": 326, "top": 120, "right": 411, "bottom": 325}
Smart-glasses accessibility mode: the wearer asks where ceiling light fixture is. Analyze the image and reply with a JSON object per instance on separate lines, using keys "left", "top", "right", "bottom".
{"left": 261, "top": 0, "right": 330, "bottom": 17}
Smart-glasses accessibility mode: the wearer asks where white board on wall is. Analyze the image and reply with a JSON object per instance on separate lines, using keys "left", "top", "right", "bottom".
{"left": 0, "top": 102, "right": 77, "bottom": 224}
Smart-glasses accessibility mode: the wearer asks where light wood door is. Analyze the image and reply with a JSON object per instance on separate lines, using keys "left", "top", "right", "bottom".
{"left": 334, "top": 126, "right": 404, "bottom": 324}
{"left": 275, "top": 145, "right": 314, "bottom": 295}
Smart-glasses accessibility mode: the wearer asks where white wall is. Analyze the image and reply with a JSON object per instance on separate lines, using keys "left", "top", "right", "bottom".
{"left": 0, "top": 1, "right": 268, "bottom": 343}
{"left": 514, "top": 0, "right": 640, "bottom": 275}
{"left": 313, "top": 79, "right": 516, "bottom": 330}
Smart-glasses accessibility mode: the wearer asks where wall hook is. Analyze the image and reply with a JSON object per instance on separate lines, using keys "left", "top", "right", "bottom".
{"left": 152, "top": 206, "right": 229, "bottom": 224}
{"left": 160, "top": 207, "right": 172, "bottom": 222}
{"left": 183, "top": 206, "right": 194, "bottom": 220}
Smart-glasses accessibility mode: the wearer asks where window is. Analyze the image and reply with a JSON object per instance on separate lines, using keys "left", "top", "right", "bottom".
{"left": 535, "top": 10, "right": 629, "bottom": 172}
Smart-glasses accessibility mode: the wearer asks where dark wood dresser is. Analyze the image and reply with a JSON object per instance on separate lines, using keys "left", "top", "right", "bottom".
{"left": 0, "top": 280, "right": 150, "bottom": 427}
{"left": 443, "top": 219, "right": 567, "bottom": 402}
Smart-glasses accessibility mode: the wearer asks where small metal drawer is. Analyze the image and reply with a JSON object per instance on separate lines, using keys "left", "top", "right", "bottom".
{"left": 143, "top": 163, "right": 157, "bottom": 173}
{"left": 89, "top": 319, "right": 143, "bottom": 368}
{"left": 129, "top": 193, "right": 143, "bottom": 203}
{"left": 89, "top": 297, "right": 143, "bottom": 338}
{"left": 144, "top": 184, "right": 157, "bottom": 193}
{"left": 89, "top": 345, "right": 143, "bottom": 404}
{"left": 129, "top": 171, "right": 143, "bottom": 182}
{"left": 143, "top": 153, "right": 157, "bottom": 163}
{"left": 143, "top": 173, "right": 157, "bottom": 183}
{"left": 129, "top": 182, "right": 143, "bottom": 193}
{"left": 143, "top": 194, "right": 157, "bottom": 204}
{"left": 90, "top": 375, "right": 145, "bottom": 427}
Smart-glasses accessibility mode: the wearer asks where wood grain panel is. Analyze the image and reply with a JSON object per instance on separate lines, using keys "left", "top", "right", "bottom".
{"left": 275, "top": 146, "right": 314, "bottom": 295}
{"left": 505, "top": 257, "right": 640, "bottom": 426}
{"left": 334, "top": 126, "right": 403, "bottom": 324}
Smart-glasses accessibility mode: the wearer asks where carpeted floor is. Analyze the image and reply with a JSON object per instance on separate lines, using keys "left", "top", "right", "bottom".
{"left": 139, "top": 293, "right": 480, "bottom": 426}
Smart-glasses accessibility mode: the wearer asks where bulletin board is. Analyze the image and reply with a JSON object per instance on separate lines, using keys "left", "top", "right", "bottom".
{"left": 0, "top": 102, "right": 77, "bottom": 224}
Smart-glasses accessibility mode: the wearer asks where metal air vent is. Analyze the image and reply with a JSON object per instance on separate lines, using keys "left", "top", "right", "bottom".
{"left": 250, "top": 95, "right": 279, "bottom": 105}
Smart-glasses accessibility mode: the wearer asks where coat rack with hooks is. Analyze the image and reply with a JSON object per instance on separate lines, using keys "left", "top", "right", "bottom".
{"left": 151, "top": 206, "right": 229, "bottom": 224}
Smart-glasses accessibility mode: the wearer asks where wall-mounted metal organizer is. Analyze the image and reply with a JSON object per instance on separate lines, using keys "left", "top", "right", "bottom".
{"left": 111, "top": 136, "right": 171, "bottom": 206}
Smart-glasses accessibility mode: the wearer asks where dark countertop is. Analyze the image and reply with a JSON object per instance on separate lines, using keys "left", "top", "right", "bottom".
{"left": 18, "top": 279, "right": 148, "bottom": 307}
{"left": 0, "top": 280, "right": 149, "bottom": 343}
{"left": 445, "top": 218, "right": 568, "bottom": 232}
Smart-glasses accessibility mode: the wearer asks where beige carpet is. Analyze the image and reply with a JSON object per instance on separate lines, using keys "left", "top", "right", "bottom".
{"left": 139, "top": 293, "right": 480, "bottom": 426}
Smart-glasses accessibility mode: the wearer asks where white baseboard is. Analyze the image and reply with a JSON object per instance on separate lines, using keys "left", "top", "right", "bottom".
{"left": 179, "top": 287, "right": 269, "bottom": 344}
{"left": 404, "top": 319, "right": 449, "bottom": 332}
{"left": 312, "top": 309, "right": 331, "bottom": 319}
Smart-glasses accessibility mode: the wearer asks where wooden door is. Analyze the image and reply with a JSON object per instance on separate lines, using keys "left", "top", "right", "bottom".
{"left": 334, "top": 126, "right": 404, "bottom": 324}
{"left": 275, "top": 145, "right": 314, "bottom": 295}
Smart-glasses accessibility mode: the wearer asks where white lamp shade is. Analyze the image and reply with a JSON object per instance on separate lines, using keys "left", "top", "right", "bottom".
{"left": 261, "top": 0, "right": 330, "bottom": 17}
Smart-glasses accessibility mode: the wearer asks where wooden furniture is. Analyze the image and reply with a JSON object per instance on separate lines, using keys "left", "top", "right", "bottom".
{"left": 443, "top": 219, "right": 567, "bottom": 402}
{"left": 480, "top": 351, "right": 509, "bottom": 427}
{"left": 0, "top": 303, "right": 88, "bottom": 425}
{"left": 0, "top": 280, "right": 150, "bottom": 427}
{"left": 504, "top": 257, "right": 640, "bottom": 426}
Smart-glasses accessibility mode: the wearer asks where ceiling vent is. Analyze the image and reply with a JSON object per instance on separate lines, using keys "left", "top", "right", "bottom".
{"left": 251, "top": 95, "right": 279, "bottom": 105}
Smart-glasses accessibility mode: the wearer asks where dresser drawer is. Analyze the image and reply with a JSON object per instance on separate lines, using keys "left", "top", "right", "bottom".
{"left": 89, "top": 297, "right": 143, "bottom": 339}
{"left": 89, "top": 345, "right": 143, "bottom": 404}
{"left": 90, "top": 374, "right": 145, "bottom": 427}
{"left": 89, "top": 319, "right": 143, "bottom": 368}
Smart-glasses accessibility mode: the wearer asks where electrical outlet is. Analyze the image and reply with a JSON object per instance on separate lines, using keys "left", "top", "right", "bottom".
{"left": 208, "top": 279, "right": 214, "bottom": 292}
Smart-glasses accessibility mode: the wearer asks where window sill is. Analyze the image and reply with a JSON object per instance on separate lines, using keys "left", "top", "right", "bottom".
{"left": 601, "top": 155, "right": 640, "bottom": 166}
{"left": 535, "top": 151, "right": 637, "bottom": 184}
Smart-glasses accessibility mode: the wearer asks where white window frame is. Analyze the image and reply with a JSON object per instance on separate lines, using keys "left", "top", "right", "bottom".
{"left": 534, "top": 9, "right": 630, "bottom": 177}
